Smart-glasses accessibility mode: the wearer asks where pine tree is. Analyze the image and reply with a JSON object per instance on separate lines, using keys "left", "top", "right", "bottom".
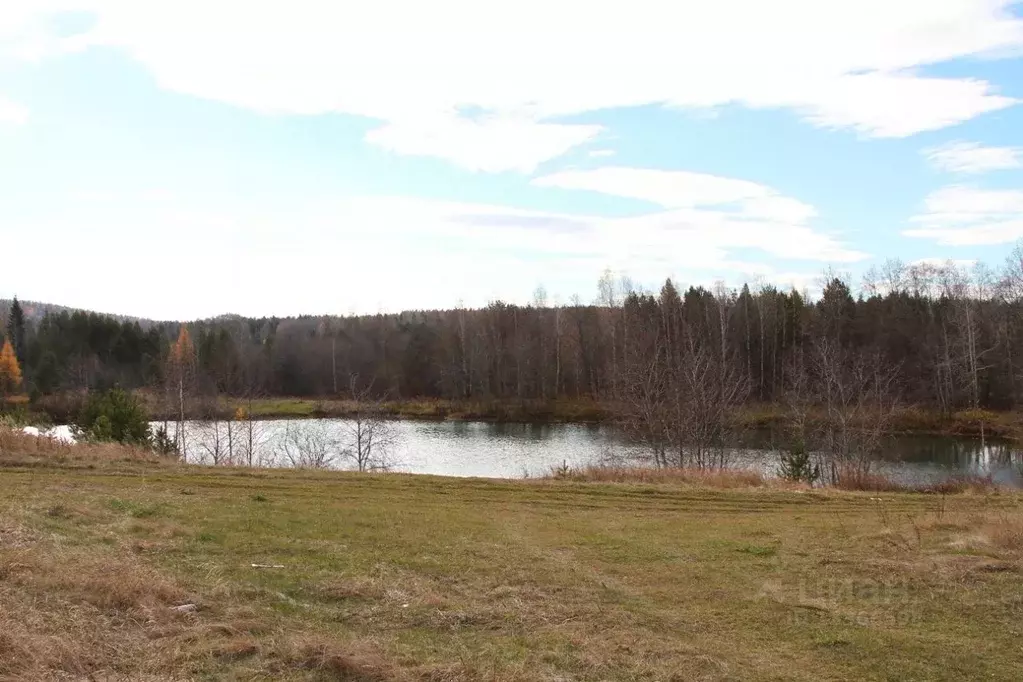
{"left": 6, "top": 297, "right": 25, "bottom": 363}
{"left": 0, "top": 338, "right": 23, "bottom": 396}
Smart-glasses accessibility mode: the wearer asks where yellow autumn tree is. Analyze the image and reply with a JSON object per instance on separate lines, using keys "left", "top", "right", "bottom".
{"left": 0, "top": 339, "right": 22, "bottom": 396}
{"left": 168, "top": 326, "right": 196, "bottom": 372}
{"left": 165, "top": 326, "right": 196, "bottom": 455}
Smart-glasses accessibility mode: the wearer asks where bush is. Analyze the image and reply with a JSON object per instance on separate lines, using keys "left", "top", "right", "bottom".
{"left": 74, "top": 389, "right": 151, "bottom": 445}
{"left": 33, "top": 392, "right": 87, "bottom": 424}
{"left": 0, "top": 404, "right": 47, "bottom": 429}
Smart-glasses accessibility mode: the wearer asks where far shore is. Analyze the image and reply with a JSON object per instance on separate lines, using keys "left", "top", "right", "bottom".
{"left": 25, "top": 393, "right": 1023, "bottom": 441}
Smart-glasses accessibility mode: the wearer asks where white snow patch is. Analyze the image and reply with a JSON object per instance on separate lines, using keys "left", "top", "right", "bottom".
{"left": 20, "top": 425, "right": 77, "bottom": 444}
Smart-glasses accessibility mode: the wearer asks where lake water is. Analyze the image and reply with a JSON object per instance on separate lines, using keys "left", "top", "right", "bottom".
{"left": 161, "top": 418, "right": 1023, "bottom": 487}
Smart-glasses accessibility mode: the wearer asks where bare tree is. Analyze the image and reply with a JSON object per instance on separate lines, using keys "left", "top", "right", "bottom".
{"left": 273, "top": 377, "right": 397, "bottom": 472}
{"left": 277, "top": 420, "right": 340, "bottom": 469}
{"left": 339, "top": 374, "right": 398, "bottom": 472}
{"left": 533, "top": 285, "right": 549, "bottom": 399}
{"left": 802, "top": 339, "right": 902, "bottom": 486}
{"left": 195, "top": 417, "right": 230, "bottom": 465}
{"left": 782, "top": 351, "right": 813, "bottom": 452}
{"left": 617, "top": 313, "right": 749, "bottom": 470}
{"left": 235, "top": 409, "right": 272, "bottom": 467}
{"left": 668, "top": 336, "right": 750, "bottom": 469}
{"left": 941, "top": 261, "right": 998, "bottom": 420}
{"left": 598, "top": 269, "right": 620, "bottom": 398}
{"left": 882, "top": 258, "right": 907, "bottom": 296}
{"left": 217, "top": 341, "right": 274, "bottom": 467}
{"left": 166, "top": 325, "right": 197, "bottom": 460}
{"left": 998, "top": 244, "right": 1023, "bottom": 404}
{"left": 553, "top": 295, "right": 564, "bottom": 397}
{"left": 617, "top": 339, "right": 670, "bottom": 468}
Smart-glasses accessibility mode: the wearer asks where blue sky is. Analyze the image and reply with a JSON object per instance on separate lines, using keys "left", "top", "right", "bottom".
{"left": 2, "top": 1, "right": 1023, "bottom": 319}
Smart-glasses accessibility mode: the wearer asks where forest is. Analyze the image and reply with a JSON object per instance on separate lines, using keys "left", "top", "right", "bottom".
{"left": 3, "top": 251, "right": 1023, "bottom": 419}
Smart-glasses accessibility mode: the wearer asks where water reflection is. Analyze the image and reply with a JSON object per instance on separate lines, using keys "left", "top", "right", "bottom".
{"left": 162, "top": 419, "right": 1023, "bottom": 486}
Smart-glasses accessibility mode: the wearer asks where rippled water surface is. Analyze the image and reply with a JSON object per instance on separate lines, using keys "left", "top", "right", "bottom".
{"left": 163, "top": 419, "right": 1023, "bottom": 485}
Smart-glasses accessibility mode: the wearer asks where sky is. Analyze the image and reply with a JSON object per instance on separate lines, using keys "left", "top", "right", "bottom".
{"left": 2, "top": 1, "right": 1023, "bottom": 320}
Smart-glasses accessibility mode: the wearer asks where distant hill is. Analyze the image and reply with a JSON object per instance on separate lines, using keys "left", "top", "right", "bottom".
{"left": 0, "top": 299, "right": 255, "bottom": 328}
{"left": 0, "top": 299, "right": 155, "bottom": 326}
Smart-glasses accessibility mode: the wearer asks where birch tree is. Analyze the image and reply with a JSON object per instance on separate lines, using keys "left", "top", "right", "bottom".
{"left": 166, "top": 326, "right": 196, "bottom": 459}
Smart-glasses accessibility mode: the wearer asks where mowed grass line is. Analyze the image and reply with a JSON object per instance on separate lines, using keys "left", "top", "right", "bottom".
{"left": 1, "top": 464, "right": 1022, "bottom": 680}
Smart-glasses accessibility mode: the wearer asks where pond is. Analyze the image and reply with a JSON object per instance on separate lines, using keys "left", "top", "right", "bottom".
{"left": 160, "top": 418, "right": 1023, "bottom": 487}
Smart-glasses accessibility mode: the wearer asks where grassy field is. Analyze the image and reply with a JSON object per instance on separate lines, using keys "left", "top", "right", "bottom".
{"left": 2, "top": 433, "right": 1023, "bottom": 680}
{"left": 28, "top": 393, "right": 612, "bottom": 425}
{"left": 224, "top": 397, "right": 612, "bottom": 424}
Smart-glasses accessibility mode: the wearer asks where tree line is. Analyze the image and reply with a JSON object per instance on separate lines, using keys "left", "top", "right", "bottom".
{"left": 4, "top": 249, "right": 1023, "bottom": 416}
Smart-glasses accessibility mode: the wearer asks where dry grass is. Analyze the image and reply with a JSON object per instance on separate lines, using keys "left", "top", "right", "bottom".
{"left": 0, "top": 527, "right": 193, "bottom": 680}
{"left": 546, "top": 463, "right": 767, "bottom": 487}
{"left": 2, "top": 436, "right": 1023, "bottom": 679}
{"left": 0, "top": 428, "right": 164, "bottom": 467}
{"left": 0, "top": 512, "right": 389, "bottom": 681}
{"left": 834, "top": 470, "right": 999, "bottom": 494}
{"left": 738, "top": 403, "right": 1023, "bottom": 439}
{"left": 977, "top": 513, "right": 1023, "bottom": 551}
{"left": 129, "top": 391, "right": 611, "bottom": 424}
{"left": 279, "top": 635, "right": 394, "bottom": 681}
{"left": 870, "top": 504, "right": 1023, "bottom": 562}
{"left": 921, "top": 475, "right": 1001, "bottom": 495}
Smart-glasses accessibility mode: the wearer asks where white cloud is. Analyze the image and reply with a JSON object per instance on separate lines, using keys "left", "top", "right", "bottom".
{"left": 366, "top": 115, "right": 602, "bottom": 173}
{"left": 588, "top": 149, "right": 615, "bottom": 158}
{"left": 904, "top": 185, "right": 1023, "bottom": 245}
{"left": 0, "top": 97, "right": 28, "bottom": 124}
{"left": 5, "top": 186, "right": 864, "bottom": 317}
{"left": 4, "top": 0, "right": 1022, "bottom": 170}
{"left": 533, "top": 167, "right": 773, "bottom": 207}
{"left": 535, "top": 169, "right": 817, "bottom": 226}
{"left": 771, "top": 72, "right": 1015, "bottom": 138}
{"left": 532, "top": 167, "right": 860, "bottom": 262}
{"left": 924, "top": 141, "right": 1023, "bottom": 174}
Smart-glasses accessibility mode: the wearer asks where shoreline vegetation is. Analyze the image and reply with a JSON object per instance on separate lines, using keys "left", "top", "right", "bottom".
{"left": 8, "top": 256, "right": 1023, "bottom": 445}
{"left": 0, "top": 423, "right": 1007, "bottom": 495}
{"left": 1, "top": 430, "right": 1022, "bottom": 680}
{"left": 28, "top": 393, "right": 1023, "bottom": 440}
{"left": 7, "top": 256, "right": 1023, "bottom": 486}
{"left": 8, "top": 389, "right": 1019, "bottom": 490}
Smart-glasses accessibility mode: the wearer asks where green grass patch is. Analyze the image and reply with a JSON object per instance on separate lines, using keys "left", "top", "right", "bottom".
{"left": 736, "top": 543, "right": 779, "bottom": 557}
{"left": 108, "top": 498, "right": 167, "bottom": 518}
{"left": 1, "top": 459, "right": 1021, "bottom": 680}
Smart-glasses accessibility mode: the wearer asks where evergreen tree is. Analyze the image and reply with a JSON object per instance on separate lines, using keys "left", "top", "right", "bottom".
{"left": 73, "top": 388, "right": 151, "bottom": 445}
{"left": 6, "top": 297, "right": 25, "bottom": 363}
